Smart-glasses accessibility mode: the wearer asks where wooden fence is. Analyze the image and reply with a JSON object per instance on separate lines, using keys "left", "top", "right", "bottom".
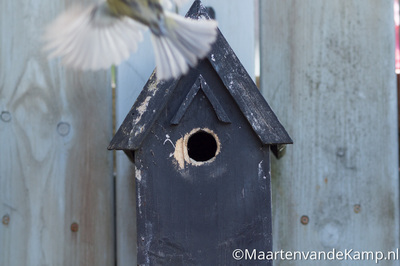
{"left": 261, "top": 1, "right": 399, "bottom": 265}
{"left": 1, "top": 0, "right": 398, "bottom": 265}
{"left": 0, "top": 0, "right": 255, "bottom": 265}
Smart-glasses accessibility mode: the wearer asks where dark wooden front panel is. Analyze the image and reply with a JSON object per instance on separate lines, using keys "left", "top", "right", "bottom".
{"left": 135, "top": 61, "right": 273, "bottom": 265}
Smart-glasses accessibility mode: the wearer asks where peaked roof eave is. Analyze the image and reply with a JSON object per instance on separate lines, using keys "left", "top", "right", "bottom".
{"left": 187, "top": 1, "right": 292, "bottom": 146}
{"left": 108, "top": 73, "right": 179, "bottom": 150}
{"left": 108, "top": 0, "right": 292, "bottom": 151}
{"left": 206, "top": 30, "right": 292, "bottom": 145}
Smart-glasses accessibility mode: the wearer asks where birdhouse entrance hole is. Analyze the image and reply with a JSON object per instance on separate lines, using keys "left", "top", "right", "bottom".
{"left": 172, "top": 128, "right": 221, "bottom": 169}
{"left": 187, "top": 130, "right": 217, "bottom": 162}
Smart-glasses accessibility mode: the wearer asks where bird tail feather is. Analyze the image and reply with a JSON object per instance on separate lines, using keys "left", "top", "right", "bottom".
{"left": 151, "top": 12, "right": 218, "bottom": 80}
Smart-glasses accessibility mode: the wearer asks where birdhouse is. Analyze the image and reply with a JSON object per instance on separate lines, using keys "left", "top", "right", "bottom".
{"left": 108, "top": 1, "right": 292, "bottom": 265}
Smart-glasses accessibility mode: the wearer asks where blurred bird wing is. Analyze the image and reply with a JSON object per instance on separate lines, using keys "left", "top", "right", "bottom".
{"left": 151, "top": 11, "right": 218, "bottom": 80}
{"left": 43, "top": 3, "right": 145, "bottom": 70}
{"left": 160, "top": 0, "right": 173, "bottom": 10}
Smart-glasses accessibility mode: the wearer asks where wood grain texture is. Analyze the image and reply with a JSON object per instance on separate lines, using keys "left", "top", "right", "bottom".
{"left": 132, "top": 61, "right": 273, "bottom": 265}
{"left": 114, "top": 1, "right": 256, "bottom": 265}
{"left": 0, "top": 1, "right": 114, "bottom": 265}
{"left": 260, "top": 1, "right": 399, "bottom": 265}
{"left": 110, "top": 16, "right": 292, "bottom": 151}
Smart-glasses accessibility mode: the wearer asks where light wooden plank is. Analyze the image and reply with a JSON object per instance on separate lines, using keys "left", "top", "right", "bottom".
{"left": 0, "top": 1, "right": 114, "bottom": 265}
{"left": 115, "top": 1, "right": 255, "bottom": 264}
{"left": 115, "top": 30, "right": 155, "bottom": 266}
{"left": 260, "top": 0, "right": 399, "bottom": 265}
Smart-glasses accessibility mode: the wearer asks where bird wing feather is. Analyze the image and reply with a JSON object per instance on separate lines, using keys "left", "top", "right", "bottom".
{"left": 151, "top": 11, "right": 217, "bottom": 80}
{"left": 43, "top": 2, "right": 145, "bottom": 70}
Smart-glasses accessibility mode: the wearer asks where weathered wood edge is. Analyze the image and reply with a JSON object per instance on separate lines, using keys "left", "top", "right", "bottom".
{"left": 199, "top": 75, "right": 231, "bottom": 124}
{"left": 185, "top": 0, "right": 212, "bottom": 20}
{"left": 189, "top": 0, "right": 292, "bottom": 145}
{"left": 171, "top": 74, "right": 231, "bottom": 125}
{"left": 170, "top": 77, "right": 201, "bottom": 125}
{"left": 108, "top": 72, "right": 178, "bottom": 150}
{"left": 206, "top": 30, "right": 293, "bottom": 146}
{"left": 109, "top": 0, "right": 292, "bottom": 152}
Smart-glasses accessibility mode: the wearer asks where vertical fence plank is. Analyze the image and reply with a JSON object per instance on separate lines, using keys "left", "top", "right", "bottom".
{"left": 0, "top": 1, "right": 114, "bottom": 265}
{"left": 115, "top": 30, "right": 155, "bottom": 266}
{"left": 115, "top": 1, "right": 255, "bottom": 264}
{"left": 260, "top": 0, "right": 399, "bottom": 265}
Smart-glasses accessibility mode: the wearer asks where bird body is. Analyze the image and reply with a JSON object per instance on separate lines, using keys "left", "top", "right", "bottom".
{"left": 44, "top": 0, "right": 218, "bottom": 80}
{"left": 107, "top": 0, "right": 162, "bottom": 30}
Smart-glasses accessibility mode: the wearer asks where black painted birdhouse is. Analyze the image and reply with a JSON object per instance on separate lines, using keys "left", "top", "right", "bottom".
{"left": 108, "top": 1, "right": 292, "bottom": 265}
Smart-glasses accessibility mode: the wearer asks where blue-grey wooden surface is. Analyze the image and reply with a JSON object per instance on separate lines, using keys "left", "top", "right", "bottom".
{"left": 260, "top": 1, "right": 399, "bottom": 265}
{"left": 0, "top": 0, "right": 114, "bottom": 265}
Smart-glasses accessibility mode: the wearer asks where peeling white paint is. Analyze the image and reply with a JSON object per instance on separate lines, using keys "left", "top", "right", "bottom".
{"left": 135, "top": 166, "right": 142, "bottom": 182}
{"left": 137, "top": 185, "right": 142, "bottom": 215}
{"left": 163, "top": 134, "right": 176, "bottom": 148}
{"left": 258, "top": 160, "right": 263, "bottom": 174}
{"left": 148, "top": 79, "right": 159, "bottom": 95}
{"left": 133, "top": 96, "right": 152, "bottom": 124}
{"left": 258, "top": 160, "right": 267, "bottom": 179}
{"left": 164, "top": 134, "right": 176, "bottom": 159}
{"left": 134, "top": 125, "right": 146, "bottom": 137}
{"left": 211, "top": 54, "right": 216, "bottom": 62}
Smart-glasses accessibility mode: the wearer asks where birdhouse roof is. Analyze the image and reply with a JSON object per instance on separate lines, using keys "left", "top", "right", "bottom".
{"left": 108, "top": 0, "right": 292, "bottom": 151}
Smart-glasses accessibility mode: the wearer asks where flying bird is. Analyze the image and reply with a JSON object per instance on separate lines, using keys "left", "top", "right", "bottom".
{"left": 43, "top": 0, "right": 218, "bottom": 80}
